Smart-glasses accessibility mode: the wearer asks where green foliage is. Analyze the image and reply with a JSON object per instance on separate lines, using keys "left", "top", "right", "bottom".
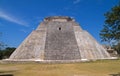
{"left": 0, "top": 47, "right": 16, "bottom": 59}
{"left": 0, "top": 32, "right": 15, "bottom": 59}
{"left": 113, "top": 43, "right": 120, "bottom": 55}
{"left": 100, "top": 4, "right": 120, "bottom": 43}
{"left": 0, "top": 51, "right": 3, "bottom": 59}
{"left": 100, "top": 2, "right": 120, "bottom": 55}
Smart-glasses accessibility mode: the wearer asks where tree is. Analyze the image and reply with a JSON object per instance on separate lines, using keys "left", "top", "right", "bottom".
{"left": 100, "top": 2, "right": 120, "bottom": 54}
{"left": 113, "top": 43, "right": 120, "bottom": 55}
{"left": 0, "top": 32, "right": 16, "bottom": 59}
{"left": 0, "top": 50, "right": 3, "bottom": 59}
{"left": 100, "top": 4, "right": 120, "bottom": 42}
{"left": 2, "top": 47, "right": 16, "bottom": 59}
{"left": 0, "top": 32, "right": 3, "bottom": 59}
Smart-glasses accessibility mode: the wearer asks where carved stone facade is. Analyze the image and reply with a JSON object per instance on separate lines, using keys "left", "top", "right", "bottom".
{"left": 102, "top": 45, "right": 118, "bottom": 57}
{"left": 9, "top": 16, "right": 111, "bottom": 61}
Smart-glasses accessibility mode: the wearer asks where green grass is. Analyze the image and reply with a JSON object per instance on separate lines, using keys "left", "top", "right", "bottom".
{"left": 0, "top": 59, "right": 120, "bottom": 76}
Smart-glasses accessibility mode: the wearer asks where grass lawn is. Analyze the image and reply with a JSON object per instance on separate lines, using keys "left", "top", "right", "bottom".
{"left": 0, "top": 59, "right": 120, "bottom": 76}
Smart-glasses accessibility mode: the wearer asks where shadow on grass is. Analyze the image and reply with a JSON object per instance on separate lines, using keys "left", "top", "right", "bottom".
{"left": 0, "top": 74, "right": 13, "bottom": 76}
{"left": 109, "top": 72, "right": 120, "bottom": 76}
{"left": 0, "top": 70, "right": 16, "bottom": 76}
{"left": 0, "top": 70, "right": 15, "bottom": 73}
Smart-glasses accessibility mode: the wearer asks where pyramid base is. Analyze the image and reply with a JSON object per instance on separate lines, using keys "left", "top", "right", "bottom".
{"left": 0, "top": 57, "right": 117, "bottom": 64}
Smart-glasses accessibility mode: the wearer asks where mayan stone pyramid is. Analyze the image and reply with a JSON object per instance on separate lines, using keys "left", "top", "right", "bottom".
{"left": 9, "top": 16, "right": 111, "bottom": 61}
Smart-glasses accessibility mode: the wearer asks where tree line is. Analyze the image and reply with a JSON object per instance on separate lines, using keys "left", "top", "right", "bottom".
{"left": 0, "top": 33, "right": 16, "bottom": 60}
{"left": 100, "top": 2, "right": 120, "bottom": 55}
{"left": 0, "top": 47, "right": 16, "bottom": 60}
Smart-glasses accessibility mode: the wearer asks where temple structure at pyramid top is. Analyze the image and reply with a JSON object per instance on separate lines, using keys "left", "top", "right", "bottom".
{"left": 9, "top": 16, "right": 112, "bottom": 62}
{"left": 44, "top": 16, "right": 74, "bottom": 22}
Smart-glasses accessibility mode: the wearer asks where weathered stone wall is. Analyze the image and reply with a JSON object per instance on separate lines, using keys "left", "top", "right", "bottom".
{"left": 9, "top": 16, "right": 111, "bottom": 61}
{"left": 9, "top": 22, "right": 47, "bottom": 60}
{"left": 74, "top": 26, "right": 110, "bottom": 59}
{"left": 44, "top": 22, "right": 81, "bottom": 60}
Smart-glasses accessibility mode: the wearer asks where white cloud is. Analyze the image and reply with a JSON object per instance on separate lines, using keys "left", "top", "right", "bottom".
{"left": 20, "top": 29, "right": 27, "bottom": 33}
{"left": 0, "top": 11, "right": 28, "bottom": 27}
{"left": 73, "top": 0, "right": 81, "bottom": 4}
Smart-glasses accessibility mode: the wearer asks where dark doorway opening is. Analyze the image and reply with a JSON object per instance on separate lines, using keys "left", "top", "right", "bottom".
{"left": 59, "top": 27, "right": 61, "bottom": 30}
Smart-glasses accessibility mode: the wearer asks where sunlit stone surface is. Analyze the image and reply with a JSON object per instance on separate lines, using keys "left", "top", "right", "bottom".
{"left": 9, "top": 16, "right": 111, "bottom": 61}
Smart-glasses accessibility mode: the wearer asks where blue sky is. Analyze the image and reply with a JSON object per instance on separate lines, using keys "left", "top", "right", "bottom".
{"left": 0, "top": 0, "right": 119, "bottom": 47}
